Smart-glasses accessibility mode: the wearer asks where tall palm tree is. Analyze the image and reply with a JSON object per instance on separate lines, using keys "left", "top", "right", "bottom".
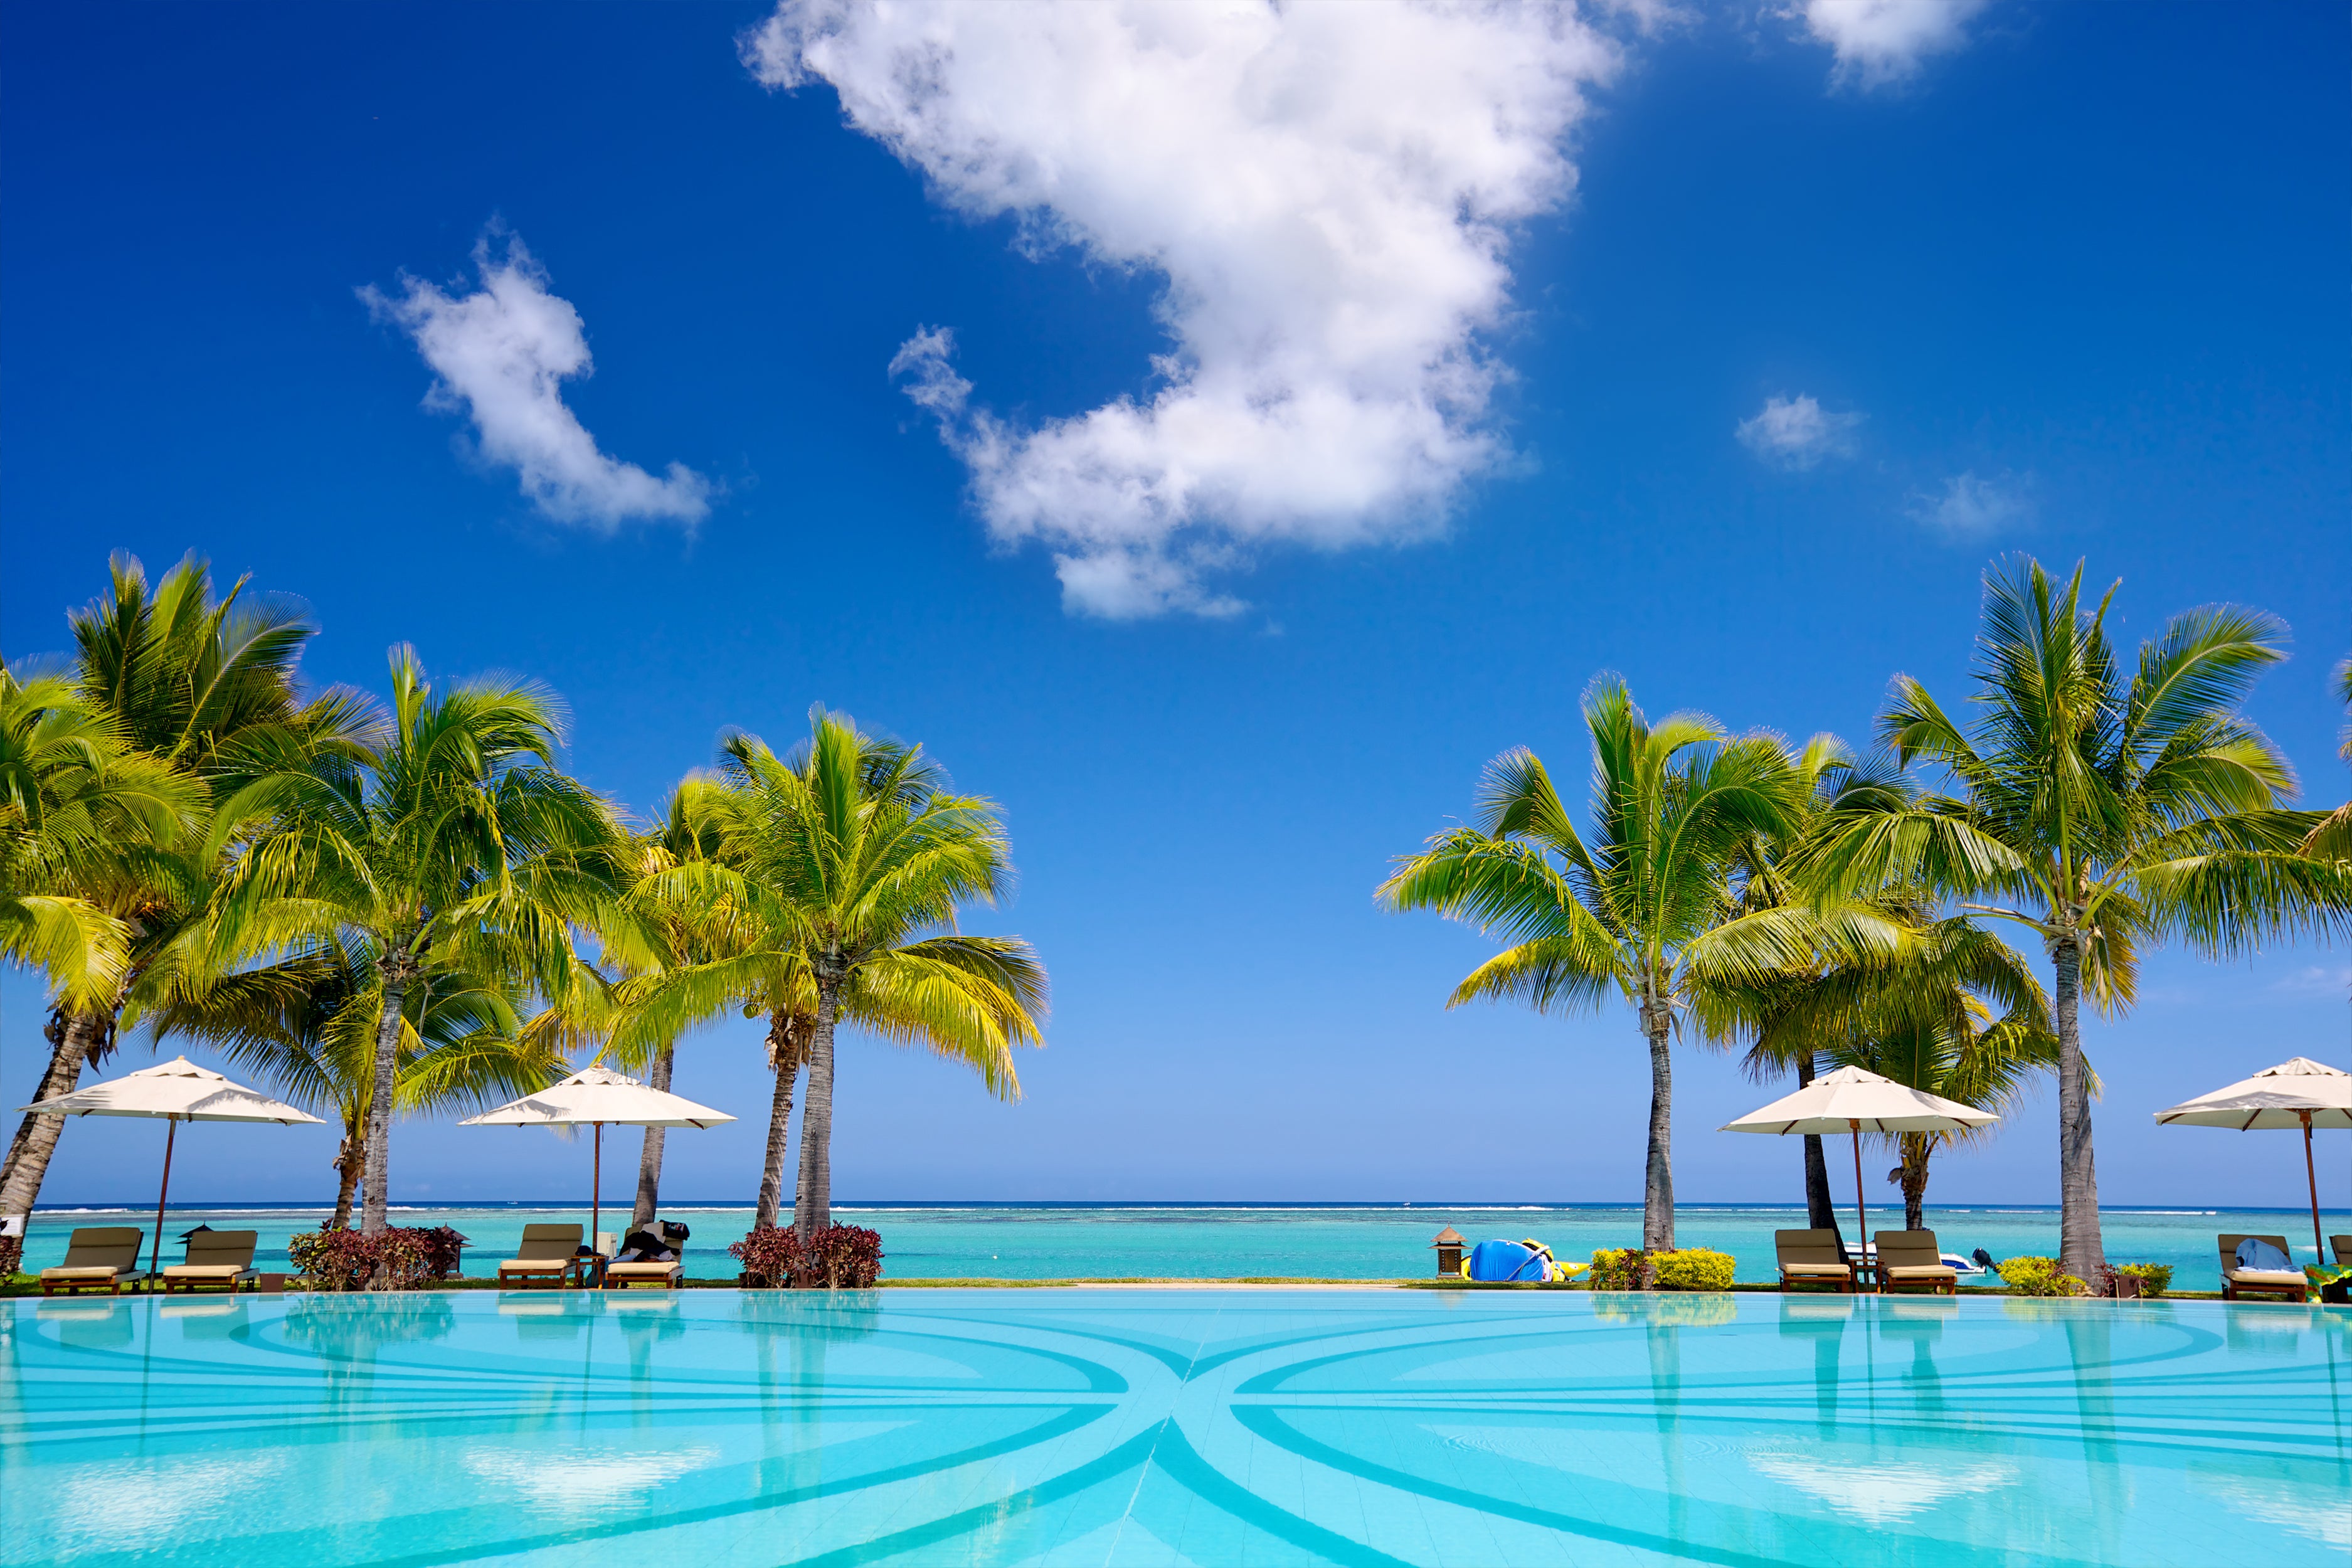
{"left": 615, "top": 709, "right": 1046, "bottom": 1239}
{"left": 1807, "top": 557, "right": 2349, "bottom": 1280}
{"left": 144, "top": 945, "right": 567, "bottom": 1228}
{"left": 1, "top": 554, "right": 363, "bottom": 1222}
{"left": 1380, "top": 678, "right": 1899, "bottom": 1251}
{"left": 209, "top": 646, "right": 625, "bottom": 1233}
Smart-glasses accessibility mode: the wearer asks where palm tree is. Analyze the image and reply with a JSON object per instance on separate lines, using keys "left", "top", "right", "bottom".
{"left": 0, "top": 663, "right": 144, "bottom": 1015}
{"left": 615, "top": 709, "right": 1046, "bottom": 1239}
{"left": 1807, "top": 557, "right": 2349, "bottom": 1280}
{"left": 210, "top": 646, "right": 625, "bottom": 1233}
{"left": 1, "top": 554, "right": 363, "bottom": 1221}
{"left": 1380, "top": 677, "right": 1900, "bottom": 1252}
{"left": 144, "top": 945, "right": 567, "bottom": 1228}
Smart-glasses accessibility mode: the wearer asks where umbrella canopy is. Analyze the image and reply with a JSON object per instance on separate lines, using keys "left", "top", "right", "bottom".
{"left": 461, "top": 1066, "right": 734, "bottom": 1252}
{"left": 458, "top": 1065, "right": 734, "bottom": 1130}
{"left": 24, "top": 1057, "right": 324, "bottom": 1125}
{"left": 18, "top": 1057, "right": 322, "bottom": 1286}
{"left": 2152, "top": 1057, "right": 2352, "bottom": 1131}
{"left": 1722, "top": 1065, "right": 2000, "bottom": 1137}
{"left": 2154, "top": 1057, "right": 2349, "bottom": 1259}
{"left": 1723, "top": 1066, "right": 1998, "bottom": 1276}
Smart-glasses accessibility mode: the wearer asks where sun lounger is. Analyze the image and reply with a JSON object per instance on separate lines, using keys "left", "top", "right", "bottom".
{"left": 161, "top": 1229, "right": 258, "bottom": 1294}
{"left": 1873, "top": 1231, "right": 1959, "bottom": 1295}
{"left": 2330, "top": 1236, "right": 2349, "bottom": 1266}
{"left": 496, "top": 1223, "right": 588, "bottom": 1288}
{"left": 38, "top": 1227, "right": 147, "bottom": 1296}
{"left": 2217, "top": 1234, "right": 2307, "bottom": 1303}
{"left": 1774, "top": 1228, "right": 1853, "bottom": 1293}
{"left": 603, "top": 1220, "right": 688, "bottom": 1290}
{"left": 604, "top": 1259, "right": 684, "bottom": 1290}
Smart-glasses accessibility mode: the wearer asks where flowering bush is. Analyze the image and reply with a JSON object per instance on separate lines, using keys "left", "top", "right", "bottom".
{"left": 1996, "top": 1256, "right": 2085, "bottom": 1298}
{"left": 2110, "top": 1263, "right": 2172, "bottom": 1299}
{"left": 287, "top": 1225, "right": 466, "bottom": 1291}
{"left": 1649, "top": 1248, "right": 1736, "bottom": 1291}
{"left": 731, "top": 1222, "right": 884, "bottom": 1288}
{"left": 1588, "top": 1248, "right": 1650, "bottom": 1291}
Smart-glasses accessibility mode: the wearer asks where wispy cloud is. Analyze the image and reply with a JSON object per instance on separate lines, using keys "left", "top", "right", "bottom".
{"left": 746, "top": 1, "right": 1621, "bottom": 618}
{"left": 363, "top": 233, "right": 710, "bottom": 530}
{"left": 1736, "top": 393, "right": 1863, "bottom": 470}
{"left": 1908, "top": 470, "right": 2032, "bottom": 536}
{"left": 2271, "top": 965, "right": 2351, "bottom": 998}
{"left": 1790, "top": 0, "right": 1989, "bottom": 90}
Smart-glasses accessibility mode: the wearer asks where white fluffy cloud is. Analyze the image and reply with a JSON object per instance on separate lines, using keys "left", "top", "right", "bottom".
{"left": 1792, "top": 0, "right": 1988, "bottom": 89}
{"left": 1909, "top": 470, "right": 2031, "bottom": 536}
{"left": 1736, "top": 393, "right": 1862, "bottom": 469}
{"left": 363, "top": 235, "right": 710, "bottom": 530}
{"left": 745, "top": 1, "right": 1619, "bottom": 617}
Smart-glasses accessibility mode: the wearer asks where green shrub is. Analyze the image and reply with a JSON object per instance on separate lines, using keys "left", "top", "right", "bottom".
{"left": 2113, "top": 1263, "right": 2171, "bottom": 1298}
{"left": 1997, "top": 1255, "right": 2085, "bottom": 1297}
{"left": 1589, "top": 1248, "right": 1648, "bottom": 1291}
{"left": 1649, "top": 1248, "right": 1735, "bottom": 1291}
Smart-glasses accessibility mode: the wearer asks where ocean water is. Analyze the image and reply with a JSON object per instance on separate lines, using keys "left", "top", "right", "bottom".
{"left": 8, "top": 1288, "right": 2349, "bottom": 1565}
{"left": 19, "top": 1201, "right": 2342, "bottom": 1291}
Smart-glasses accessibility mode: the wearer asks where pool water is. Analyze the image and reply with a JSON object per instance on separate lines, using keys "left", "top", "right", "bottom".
{"left": 6, "top": 1290, "right": 2346, "bottom": 1566}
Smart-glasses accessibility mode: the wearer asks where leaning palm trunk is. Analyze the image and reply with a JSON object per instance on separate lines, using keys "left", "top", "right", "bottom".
{"left": 2052, "top": 933, "right": 2104, "bottom": 1281}
{"left": 330, "top": 1123, "right": 365, "bottom": 1231}
{"left": 359, "top": 974, "right": 407, "bottom": 1236}
{"left": 793, "top": 971, "right": 842, "bottom": 1242}
{"left": 632, "top": 1042, "right": 676, "bottom": 1231}
{"left": 754, "top": 1019, "right": 801, "bottom": 1231}
{"left": 0, "top": 1009, "right": 111, "bottom": 1222}
{"left": 1641, "top": 993, "right": 1675, "bottom": 1253}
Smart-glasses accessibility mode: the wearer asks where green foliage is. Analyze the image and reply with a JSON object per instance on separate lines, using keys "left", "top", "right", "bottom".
{"left": 730, "top": 1222, "right": 884, "bottom": 1288}
{"left": 1649, "top": 1248, "right": 1735, "bottom": 1291}
{"left": 1996, "top": 1255, "right": 2085, "bottom": 1297}
{"left": 2113, "top": 1262, "right": 2171, "bottom": 1298}
{"left": 1589, "top": 1248, "right": 1649, "bottom": 1290}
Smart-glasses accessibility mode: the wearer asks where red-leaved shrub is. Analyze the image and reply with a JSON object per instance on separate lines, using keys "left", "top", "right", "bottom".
{"left": 730, "top": 1222, "right": 884, "bottom": 1288}
{"left": 288, "top": 1225, "right": 469, "bottom": 1291}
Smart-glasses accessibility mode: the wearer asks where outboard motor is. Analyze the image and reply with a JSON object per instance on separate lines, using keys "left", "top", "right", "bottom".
{"left": 1972, "top": 1248, "right": 1998, "bottom": 1276}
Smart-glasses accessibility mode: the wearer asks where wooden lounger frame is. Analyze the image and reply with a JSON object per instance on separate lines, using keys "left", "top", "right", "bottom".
{"left": 2217, "top": 1233, "right": 2308, "bottom": 1303}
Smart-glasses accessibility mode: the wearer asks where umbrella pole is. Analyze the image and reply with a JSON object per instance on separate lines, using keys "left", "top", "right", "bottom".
{"left": 149, "top": 1117, "right": 179, "bottom": 1294}
{"left": 1850, "top": 1121, "right": 1869, "bottom": 1291}
{"left": 2303, "top": 1111, "right": 2323, "bottom": 1262}
{"left": 592, "top": 1124, "right": 603, "bottom": 1266}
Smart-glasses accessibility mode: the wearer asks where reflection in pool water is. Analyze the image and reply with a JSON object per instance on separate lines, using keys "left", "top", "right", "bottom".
{"left": 5, "top": 1290, "right": 2347, "bottom": 1565}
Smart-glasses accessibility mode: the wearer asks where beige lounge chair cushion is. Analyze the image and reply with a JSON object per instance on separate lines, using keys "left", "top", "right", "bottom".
{"left": 41, "top": 1265, "right": 132, "bottom": 1282}
{"left": 606, "top": 1261, "right": 679, "bottom": 1276}
{"left": 498, "top": 1257, "right": 574, "bottom": 1274}
{"left": 163, "top": 1264, "right": 251, "bottom": 1281}
{"left": 2227, "top": 1269, "right": 2306, "bottom": 1287}
{"left": 1885, "top": 1265, "right": 1958, "bottom": 1281}
{"left": 1781, "top": 1263, "right": 1851, "bottom": 1278}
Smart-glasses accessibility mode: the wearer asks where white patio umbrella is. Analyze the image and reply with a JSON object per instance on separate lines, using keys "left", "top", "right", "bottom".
{"left": 18, "top": 1056, "right": 324, "bottom": 1288}
{"left": 459, "top": 1066, "right": 734, "bottom": 1244}
{"left": 1723, "top": 1066, "right": 1999, "bottom": 1263}
{"left": 2154, "top": 1057, "right": 2351, "bottom": 1261}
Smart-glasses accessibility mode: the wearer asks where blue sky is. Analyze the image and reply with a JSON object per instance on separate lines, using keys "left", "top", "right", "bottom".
{"left": 4, "top": 1, "right": 2345, "bottom": 1216}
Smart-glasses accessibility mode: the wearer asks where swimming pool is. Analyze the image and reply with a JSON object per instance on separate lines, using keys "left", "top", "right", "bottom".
{"left": 6, "top": 1290, "right": 2346, "bottom": 1565}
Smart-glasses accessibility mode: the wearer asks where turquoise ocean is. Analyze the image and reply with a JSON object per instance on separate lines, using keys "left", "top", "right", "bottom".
{"left": 20, "top": 1201, "right": 2342, "bottom": 1290}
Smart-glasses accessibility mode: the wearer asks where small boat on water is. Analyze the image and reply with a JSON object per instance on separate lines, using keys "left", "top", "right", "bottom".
{"left": 1843, "top": 1241, "right": 1987, "bottom": 1275}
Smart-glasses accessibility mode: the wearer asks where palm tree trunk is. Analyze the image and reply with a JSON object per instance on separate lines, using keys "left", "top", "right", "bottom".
{"left": 632, "top": 1042, "right": 676, "bottom": 1230}
{"left": 330, "top": 1120, "right": 364, "bottom": 1231}
{"left": 1899, "top": 1132, "right": 1931, "bottom": 1234}
{"left": 1641, "top": 993, "right": 1675, "bottom": 1254}
{"left": 793, "top": 969, "right": 842, "bottom": 1244}
{"left": 359, "top": 974, "right": 407, "bottom": 1236}
{"left": 755, "top": 1016, "right": 800, "bottom": 1231}
{"left": 0, "top": 1009, "right": 107, "bottom": 1223}
{"left": 2052, "top": 933, "right": 2104, "bottom": 1282}
{"left": 1796, "top": 1053, "right": 1840, "bottom": 1241}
